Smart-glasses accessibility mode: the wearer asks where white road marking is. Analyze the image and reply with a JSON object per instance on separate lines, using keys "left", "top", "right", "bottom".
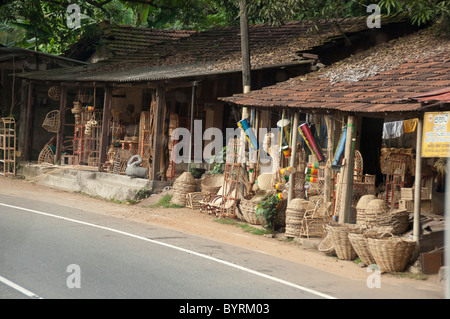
{"left": 0, "top": 275, "right": 42, "bottom": 299}
{"left": 0, "top": 202, "right": 336, "bottom": 299}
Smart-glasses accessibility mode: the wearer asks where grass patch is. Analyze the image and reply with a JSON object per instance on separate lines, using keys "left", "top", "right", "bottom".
{"left": 213, "top": 218, "right": 273, "bottom": 236}
{"left": 149, "top": 194, "right": 184, "bottom": 208}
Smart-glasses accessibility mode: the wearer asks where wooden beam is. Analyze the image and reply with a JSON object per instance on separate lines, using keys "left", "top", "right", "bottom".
{"left": 151, "top": 85, "right": 166, "bottom": 180}
{"left": 23, "top": 81, "right": 35, "bottom": 160}
{"left": 55, "top": 86, "right": 67, "bottom": 163}
{"left": 99, "top": 87, "right": 112, "bottom": 167}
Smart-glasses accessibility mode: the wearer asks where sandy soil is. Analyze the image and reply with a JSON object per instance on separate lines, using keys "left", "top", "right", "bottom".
{"left": 0, "top": 175, "right": 442, "bottom": 290}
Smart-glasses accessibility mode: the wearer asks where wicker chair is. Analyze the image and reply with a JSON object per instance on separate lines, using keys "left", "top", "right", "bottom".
{"left": 300, "top": 198, "right": 332, "bottom": 238}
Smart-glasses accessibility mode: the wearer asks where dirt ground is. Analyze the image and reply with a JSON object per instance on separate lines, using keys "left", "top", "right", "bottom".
{"left": 0, "top": 175, "right": 443, "bottom": 290}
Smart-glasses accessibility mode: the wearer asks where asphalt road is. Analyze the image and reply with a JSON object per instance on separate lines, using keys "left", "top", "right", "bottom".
{"left": 0, "top": 193, "right": 444, "bottom": 302}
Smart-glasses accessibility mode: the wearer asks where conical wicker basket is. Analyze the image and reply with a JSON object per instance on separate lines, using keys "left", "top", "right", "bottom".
{"left": 367, "top": 236, "right": 416, "bottom": 273}
{"left": 356, "top": 195, "right": 377, "bottom": 225}
{"left": 360, "top": 199, "right": 389, "bottom": 227}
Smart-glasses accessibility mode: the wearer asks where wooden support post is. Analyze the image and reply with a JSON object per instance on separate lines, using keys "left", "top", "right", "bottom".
{"left": 338, "top": 115, "right": 356, "bottom": 224}
{"left": 324, "top": 115, "right": 334, "bottom": 203}
{"left": 24, "top": 81, "right": 35, "bottom": 161}
{"left": 413, "top": 117, "right": 423, "bottom": 243}
{"left": 151, "top": 84, "right": 166, "bottom": 180}
{"left": 288, "top": 111, "right": 299, "bottom": 203}
{"left": 55, "top": 86, "right": 67, "bottom": 163}
{"left": 99, "top": 86, "right": 112, "bottom": 167}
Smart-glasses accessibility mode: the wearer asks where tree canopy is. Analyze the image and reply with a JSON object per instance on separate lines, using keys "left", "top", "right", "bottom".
{"left": 0, "top": 0, "right": 448, "bottom": 55}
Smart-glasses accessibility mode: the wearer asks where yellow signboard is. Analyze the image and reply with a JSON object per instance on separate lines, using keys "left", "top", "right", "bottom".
{"left": 422, "top": 112, "right": 450, "bottom": 158}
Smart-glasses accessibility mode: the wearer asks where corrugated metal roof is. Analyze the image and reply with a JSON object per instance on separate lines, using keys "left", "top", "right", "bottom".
{"left": 409, "top": 87, "right": 450, "bottom": 103}
{"left": 220, "top": 45, "right": 450, "bottom": 114}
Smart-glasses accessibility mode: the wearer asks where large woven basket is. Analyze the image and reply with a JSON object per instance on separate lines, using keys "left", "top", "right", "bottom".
{"left": 348, "top": 231, "right": 379, "bottom": 266}
{"left": 285, "top": 199, "right": 310, "bottom": 238}
{"left": 239, "top": 191, "right": 269, "bottom": 225}
{"left": 318, "top": 233, "right": 336, "bottom": 256}
{"left": 367, "top": 236, "right": 416, "bottom": 273}
{"left": 326, "top": 224, "right": 361, "bottom": 260}
{"left": 171, "top": 172, "right": 198, "bottom": 206}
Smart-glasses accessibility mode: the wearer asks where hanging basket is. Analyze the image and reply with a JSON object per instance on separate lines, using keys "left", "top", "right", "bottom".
{"left": 367, "top": 236, "right": 416, "bottom": 273}
{"left": 48, "top": 86, "right": 61, "bottom": 101}
{"left": 42, "top": 110, "right": 60, "bottom": 133}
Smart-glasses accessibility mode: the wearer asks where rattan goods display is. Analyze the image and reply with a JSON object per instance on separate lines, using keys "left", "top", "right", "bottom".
{"left": 171, "top": 172, "right": 198, "bottom": 206}
{"left": 326, "top": 224, "right": 359, "bottom": 260}
{"left": 367, "top": 236, "right": 416, "bottom": 273}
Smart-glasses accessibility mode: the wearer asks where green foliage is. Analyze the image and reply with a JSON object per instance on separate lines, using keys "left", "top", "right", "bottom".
{"left": 255, "top": 193, "right": 280, "bottom": 230}
{"left": 149, "top": 194, "right": 184, "bottom": 208}
{"left": 209, "top": 146, "right": 227, "bottom": 175}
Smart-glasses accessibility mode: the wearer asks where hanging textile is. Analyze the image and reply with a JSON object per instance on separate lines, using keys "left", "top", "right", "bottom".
{"left": 403, "top": 118, "right": 418, "bottom": 134}
{"left": 382, "top": 121, "right": 403, "bottom": 139}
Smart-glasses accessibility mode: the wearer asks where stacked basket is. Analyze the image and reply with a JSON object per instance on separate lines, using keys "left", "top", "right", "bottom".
{"left": 285, "top": 199, "right": 310, "bottom": 238}
{"left": 356, "top": 197, "right": 410, "bottom": 235}
{"left": 171, "top": 172, "right": 198, "bottom": 206}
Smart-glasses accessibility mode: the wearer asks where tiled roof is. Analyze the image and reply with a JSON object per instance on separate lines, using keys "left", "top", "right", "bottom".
{"left": 108, "top": 14, "right": 408, "bottom": 70}
{"left": 220, "top": 32, "right": 450, "bottom": 114}
{"left": 21, "top": 14, "right": 410, "bottom": 83}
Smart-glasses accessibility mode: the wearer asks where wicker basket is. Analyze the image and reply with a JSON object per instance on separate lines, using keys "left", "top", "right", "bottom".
{"left": 326, "top": 224, "right": 359, "bottom": 260}
{"left": 42, "top": 110, "right": 60, "bottom": 133}
{"left": 348, "top": 232, "right": 378, "bottom": 266}
{"left": 48, "top": 86, "right": 61, "bottom": 101}
{"left": 356, "top": 195, "right": 377, "bottom": 225}
{"left": 201, "top": 174, "right": 224, "bottom": 194}
{"left": 171, "top": 172, "right": 198, "bottom": 206}
{"left": 285, "top": 199, "right": 310, "bottom": 237}
{"left": 360, "top": 199, "right": 389, "bottom": 227}
{"left": 239, "top": 191, "right": 269, "bottom": 225}
{"left": 367, "top": 236, "right": 416, "bottom": 273}
{"left": 318, "top": 232, "right": 336, "bottom": 256}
